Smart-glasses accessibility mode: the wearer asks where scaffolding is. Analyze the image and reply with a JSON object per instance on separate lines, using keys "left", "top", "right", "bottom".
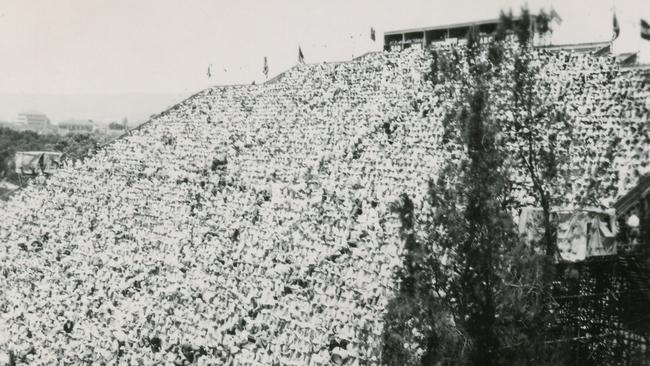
{"left": 550, "top": 254, "right": 650, "bottom": 365}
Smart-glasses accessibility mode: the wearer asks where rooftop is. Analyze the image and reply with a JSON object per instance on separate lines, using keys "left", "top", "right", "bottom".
{"left": 384, "top": 18, "right": 505, "bottom": 36}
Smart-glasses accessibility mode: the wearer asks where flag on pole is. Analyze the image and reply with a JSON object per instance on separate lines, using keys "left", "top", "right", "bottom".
{"left": 298, "top": 46, "right": 305, "bottom": 63}
{"left": 263, "top": 57, "right": 269, "bottom": 78}
{"left": 370, "top": 27, "right": 376, "bottom": 41}
{"left": 642, "top": 18, "right": 650, "bottom": 40}
{"left": 613, "top": 13, "right": 620, "bottom": 40}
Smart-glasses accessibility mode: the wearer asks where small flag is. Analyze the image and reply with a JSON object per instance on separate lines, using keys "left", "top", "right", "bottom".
{"left": 613, "top": 13, "right": 620, "bottom": 40}
{"left": 207, "top": 64, "right": 212, "bottom": 78}
{"left": 263, "top": 57, "right": 269, "bottom": 78}
{"left": 298, "top": 46, "right": 305, "bottom": 64}
{"left": 642, "top": 18, "right": 650, "bottom": 40}
{"left": 371, "top": 27, "right": 376, "bottom": 41}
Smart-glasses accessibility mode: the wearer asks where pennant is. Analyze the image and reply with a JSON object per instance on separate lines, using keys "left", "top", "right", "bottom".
{"left": 298, "top": 46, "right": 305, "bottom": 64}
{"left": 371, "top": 27, "right": 376, "bottom": 41}
{"left": 642, "top": 18, "right": 650, "bottom": 40}
{"left": 263, "top": 57, "right": 269, "bottom": 78}
{"left": 613, "top": 13, "right": 620, "bottom": 40}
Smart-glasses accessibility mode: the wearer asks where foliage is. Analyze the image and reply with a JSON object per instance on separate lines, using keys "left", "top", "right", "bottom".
{"left": 108, "top": 122, "right": 125, "bottom": 130}
{"left": 381, "top": 193, "right": 469, "bottom": 366}
{"left": 381, "top": 8, "right": 598, "bottom": 366}
{"left": 383, "top": 38, "right": 538, "bottom": 365}
{"left": 0, "top": 128, "right": 59, "bottom": 183}
{"left": 0, "top": 127, "right": 106, "bottom": 185}
{"left": 54, "top": 133, "right": 105, "bottom": 162}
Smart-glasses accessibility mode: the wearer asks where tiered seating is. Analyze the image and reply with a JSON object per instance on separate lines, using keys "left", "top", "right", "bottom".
{"left": 0, "top": 46, "right": 648, "bottom": 365}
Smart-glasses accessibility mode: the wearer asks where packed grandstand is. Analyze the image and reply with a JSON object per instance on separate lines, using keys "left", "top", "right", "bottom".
{"left": 1, "top": 42, "right": 649, "bottom": 365}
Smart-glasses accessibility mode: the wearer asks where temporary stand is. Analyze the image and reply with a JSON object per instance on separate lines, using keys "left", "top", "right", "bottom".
{"left": 550, "top": 253, "right": 650, "bottom": 365}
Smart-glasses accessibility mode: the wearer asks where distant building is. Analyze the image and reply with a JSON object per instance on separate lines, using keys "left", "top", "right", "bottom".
{"left": 57, "top": 119, "right": 94, "bottom": 135}
{"left": 105, "top": 121, "right": 127, "bottom": 136}
{"left": 14, "top": 112, "right": 52, "bottom": 132}
{"left": 383, "top": 18, "right": 622, "bottom": 60}
{"left": 14, "top": 151, "right": 63, "bottom": 175}
{"left": 384, "top": 18, "right": 505, "bottom": 51}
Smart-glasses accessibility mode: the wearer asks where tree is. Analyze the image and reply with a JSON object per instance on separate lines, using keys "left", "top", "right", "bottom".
{"left": 0, "top": 128, "right": 60, "bottom": 184}
{"left": 383, "top": 27, "right": 528, "bottom": 365}
{"left": 108, "top": 122, "right": 125, "bottom": 130}
{"left": 381, "top": 8, "right": 584, "bottom": 365}
{"left": 54, "top": 133, "right": 103, "bottom": 162}
{"left": 0, "top": 127, "right": 105, "bottom": 186}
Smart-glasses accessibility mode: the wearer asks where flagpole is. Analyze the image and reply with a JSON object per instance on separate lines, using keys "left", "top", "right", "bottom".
{"left": 611, "top": 0, "right": 618, "bottom": 50}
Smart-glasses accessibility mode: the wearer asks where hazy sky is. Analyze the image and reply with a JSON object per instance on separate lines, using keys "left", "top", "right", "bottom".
{"left": 0, "top": 0, "right": 647, "bottom": 95}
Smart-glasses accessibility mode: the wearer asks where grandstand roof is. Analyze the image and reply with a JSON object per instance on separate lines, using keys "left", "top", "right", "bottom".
{"left": 537, "top": 41, "right": 611, "bottom": 53}
{"left": 384, "top": 18, "right": 503, "bottom": 36}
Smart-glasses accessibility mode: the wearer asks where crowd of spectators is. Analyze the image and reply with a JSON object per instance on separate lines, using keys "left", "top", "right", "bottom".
{"left": 0, "top": 45, "right": 648, "bottom": 365}
{"left": 532, "top": 51, "right": 650, "bottom": 208}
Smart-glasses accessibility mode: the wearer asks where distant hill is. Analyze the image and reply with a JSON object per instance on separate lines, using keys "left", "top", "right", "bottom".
{"left": 0, "top": 92, "right": 192, "bottom": 125}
